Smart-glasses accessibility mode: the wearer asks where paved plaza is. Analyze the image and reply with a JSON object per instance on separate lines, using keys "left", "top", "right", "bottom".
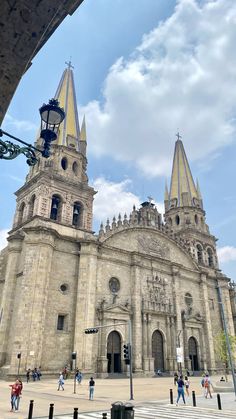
{"left": 0, "top": 376, "right": 235, "bottom": 419}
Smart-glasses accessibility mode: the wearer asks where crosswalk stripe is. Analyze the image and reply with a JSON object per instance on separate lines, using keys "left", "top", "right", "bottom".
{"left": 37, "top": 403, "right": 236, "bottom": 419}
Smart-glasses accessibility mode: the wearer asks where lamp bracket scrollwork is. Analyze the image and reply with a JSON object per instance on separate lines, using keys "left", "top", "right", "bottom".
{"left": 0, "top": 138, "right": 38, "bottom": 166}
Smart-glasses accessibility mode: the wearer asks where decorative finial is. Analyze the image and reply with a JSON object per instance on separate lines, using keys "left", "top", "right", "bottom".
{"left": 176, "top": 131, "right": 182, "bottom": 141}
{"left": 148, "top": 196, "right": 153, "bottom": 204}
{"left": 65, "top": 59, "right": 74, "bottom": 70}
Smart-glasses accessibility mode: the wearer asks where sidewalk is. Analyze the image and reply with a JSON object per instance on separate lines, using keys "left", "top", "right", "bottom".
{"left": 0, "top": 375, "right": 234, "bottom": 419}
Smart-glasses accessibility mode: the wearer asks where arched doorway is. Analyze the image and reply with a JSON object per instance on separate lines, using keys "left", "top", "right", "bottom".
{"left": 107, "top": 331, "right": 121, "bottom": 373}
{"left": 188, "top": 337, "right": 199, "bottom": 371}
{"left": 152, "top": 330, "right": 164, "bottom": 371}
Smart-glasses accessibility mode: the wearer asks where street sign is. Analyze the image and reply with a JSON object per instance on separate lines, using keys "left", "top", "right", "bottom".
{"left": 176, "top": 347, "right": 183, "bottom": 363}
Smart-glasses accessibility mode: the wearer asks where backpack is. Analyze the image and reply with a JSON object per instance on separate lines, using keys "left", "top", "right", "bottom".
{"left": 204, "top": 377, "right": 209, "bottom": 388}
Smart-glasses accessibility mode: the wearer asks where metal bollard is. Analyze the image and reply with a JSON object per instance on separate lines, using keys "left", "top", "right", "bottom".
{"left": 28, "top": 400, "right": 34, "bottom": 419}
{"left": 217, "top": 393, "right": 222, "bottom": 410}
{"left": 73, "top": 407, "right": 79, "bottom": 419}
{"left": 48, "top": 403, "right": 54, "bottom": 419}
{"left": 192, "top": 390, "right": 196, "bottom": 407}
{"left": 170, "top": 388, "right": 173, "bottom": 404}
{"left": 102, "top": 413, "right": 107, "bottom": 419}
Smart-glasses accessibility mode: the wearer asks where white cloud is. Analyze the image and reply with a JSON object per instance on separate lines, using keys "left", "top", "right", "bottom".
{"left": 3, "top": 114, "right": 38, "bottom": 133}
{"left": 217, "top": 246, "right": 236, "bottom": 263}
{"left": 0, "top": 229, "right": 8, "bottom": 251}
{"left": 92, "top": 177, "right": 164, "bottom": 224}
{"left": 81, "top": 0, "right": 236, "bottom": 177}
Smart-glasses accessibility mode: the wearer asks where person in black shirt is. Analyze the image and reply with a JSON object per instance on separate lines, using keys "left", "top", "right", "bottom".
{"left": 89, "top": 377, "right": 95, "bottom": 400}
{"left": 176, "top": 375, "right": 186, "bottom": 405}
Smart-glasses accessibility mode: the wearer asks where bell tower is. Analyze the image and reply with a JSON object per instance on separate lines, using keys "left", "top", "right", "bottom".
{"left": 12, "top": 63, "right": 95, "bottom": 232}
{"left": 164, "top": 135, "right": 218, "bottom": 269}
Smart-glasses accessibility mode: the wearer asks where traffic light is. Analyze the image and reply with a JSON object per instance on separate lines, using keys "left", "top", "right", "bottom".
{"left": 123, "top": 343, "right": 130, "bottom": 365}
{"left": 17, "top": 353, "right": 21, "bottom": 359}
{"left": 72, "top": 352, "right": 77, "bottom": 360}
{"left": 84, "top": 328, "right": 99, "bottom": 334}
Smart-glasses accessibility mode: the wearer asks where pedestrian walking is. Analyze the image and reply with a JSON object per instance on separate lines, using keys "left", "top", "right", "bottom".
{"left": 9, "top": 379, "right": 21, "bottom": 412}
{"left": 176, "top": 375, "right": 186, "bottom": 405}
{"left": 201, "top": 374, "right": 206, "bottom": 396}
{"left": 77, "top": 370, "right": 83, "bottom": 384}
{"left": 204, "top": 374, "right": 213, "bottom": 398}
{"left": 37, "top": 366, "right": 42, "bottom": 380}
{"left": 26, "top": 368, "right": 31, "bottom": 383}
{"left": 89, "top": 377, "right": 95, "bottom": 400}
{"left": 16, "top": 378, "right": 23, "bottom": 411}
{"left": 173, "top": 371, "right": 178, "bottom": 386}
{"left": 184, "top": 375, "right": 190, "bottom": 396}
{"left": 57, "top": 373, "right": 65, "bottom": 391}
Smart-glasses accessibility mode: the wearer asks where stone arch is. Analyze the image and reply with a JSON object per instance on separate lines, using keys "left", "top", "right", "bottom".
{"left": 152, "top": 329, "right": 165, "bottom": 372}
{"left": 72, "top": 201, "right": 83, "bottom": 227}
{"left": 28, "top": 194, "right": 36, "bottom": 219}
{"left": 107, "top": 330, "right": 122, "bottom": 373}
{"left": 50, "top": 194, "right": 62, "bottom": 221}
{"left": 18, "top": 201, "right": 25, "bottom": 225}
{"left": 196, "top": 243, "right": 203, "bottom": 264}
{"left": 206, "top": 247, "right": 214, "bottom": 267}
{"left": 188, "top": 336, "right": 199, "bottom": 371}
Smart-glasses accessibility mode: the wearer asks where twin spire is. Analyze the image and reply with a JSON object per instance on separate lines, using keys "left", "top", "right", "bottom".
{"left": 54, "top": 61, "right": 86, "bottom": 153}
{"left": 165, "top": 137, "right": 203, "bottom": 210}
{"left": 53, "top": 65, "right": 201, "bottom": 211}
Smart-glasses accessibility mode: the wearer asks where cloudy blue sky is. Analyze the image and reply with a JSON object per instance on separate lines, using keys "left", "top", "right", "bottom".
{"left": 1, "top": 0, "right": 236, "bottom": 279}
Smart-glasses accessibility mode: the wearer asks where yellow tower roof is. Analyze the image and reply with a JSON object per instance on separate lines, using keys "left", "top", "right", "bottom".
{"left": 79, "top": 115, "right": 87, "bottom": 142}
{"left": 54, "top": 62, "right": 80, "bottom": 148}
{"left": 169, "top": 137, "right": 199, "bottom": 207}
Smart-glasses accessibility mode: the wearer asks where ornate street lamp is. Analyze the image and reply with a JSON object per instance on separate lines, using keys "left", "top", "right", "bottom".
{"left": 0, "top": 99, "right": 65, "bottom": 166}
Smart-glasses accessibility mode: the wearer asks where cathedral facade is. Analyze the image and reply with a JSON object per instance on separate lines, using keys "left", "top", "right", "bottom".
{"left": 0, "top": 66, "right": 235, "bottom": 377}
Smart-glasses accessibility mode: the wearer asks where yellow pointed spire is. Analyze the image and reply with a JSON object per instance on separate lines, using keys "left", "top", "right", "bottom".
{"left": 169, "top": 135, "right": 200, "bottom": 208}
{"left": 164, "top": 181, "right": 169, "bottom": 201}
{"left": 54, "top": 62, "right": 80, "bottom": 149}
{"left": 79, "top": 115, "right": 87, "bottom": 142}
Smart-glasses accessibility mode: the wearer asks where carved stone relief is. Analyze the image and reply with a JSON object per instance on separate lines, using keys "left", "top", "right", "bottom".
{"left": 137, "top": 235, "right": 170, "bottom": 258}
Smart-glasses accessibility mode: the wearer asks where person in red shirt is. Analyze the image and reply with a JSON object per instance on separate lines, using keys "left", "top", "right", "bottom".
{"left": 9, "top": 379, "right": 22, "bottom": 412}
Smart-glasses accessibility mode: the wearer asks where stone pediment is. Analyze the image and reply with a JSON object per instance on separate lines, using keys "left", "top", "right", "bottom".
{"left": 103, "top": 303, "right": 131, "bottom": 314}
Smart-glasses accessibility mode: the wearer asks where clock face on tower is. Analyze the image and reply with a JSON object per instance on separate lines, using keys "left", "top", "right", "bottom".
{"left": 109, "top": 277, "right": 120, "bottom": 294}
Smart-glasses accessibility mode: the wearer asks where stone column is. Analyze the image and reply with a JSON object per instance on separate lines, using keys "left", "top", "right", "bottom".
{"left": 200, "top": 272, "right": 216, "bottom": 370}
{"left": 221, "top": 283, "right": 235, "bottom": 336}
{"left": 165, "top": 316, "right": 172, "bottom": 371}
{"left": 130, "top": 255, "right": 143, "bottom": 372}
{"left": 74, "top": 241, "right": 98, "bottom": 373}
{"left": 170, "top": 316, "right": 177, "bottom": 371}
{"left": 172, "top": 266, "right": 184, "bottom": 368}
{"left": 0, "top": 233, "right": 23, "bottom": 366}
{"left": 142, "top": 312, "right": 149, "bottom": 372}
{"left": 7, "top": 229, "right": 55, "bottom": 375}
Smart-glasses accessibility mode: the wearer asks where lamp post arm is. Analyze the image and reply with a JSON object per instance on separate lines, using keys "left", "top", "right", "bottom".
{"left": 0, "top": 129, "right": 42, "bottom": 153}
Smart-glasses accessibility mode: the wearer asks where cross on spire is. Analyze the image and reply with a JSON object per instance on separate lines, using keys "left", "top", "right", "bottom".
{"left": 176, "top": 132, "right": 182, "bottom": 141}
{"left": 65, "top": 60, "right": 74, "bottom": 70}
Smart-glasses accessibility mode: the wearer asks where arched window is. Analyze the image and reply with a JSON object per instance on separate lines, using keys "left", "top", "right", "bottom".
{"left": 61, "top": 157, "right": 68, "bottom": 170}
{"left": 175, "top": 215, "right": 180, "bottom": 225}
{"left": 72, "top": 161, "right": 78, "bottom": 175}
{"left": 72, "top": 202, "right": 83, "bottom": 227}
{"left": 28, "top": 195, "right": 36, "bottom": 219}
{"left": 196, "top": 244, "right": 203, "bottom": 263}
{"left": 207, "top": 248, "right": 214, "bottom": 267}
{"left": 50, "top": 195, "right": 62, "bottom": 221}
{"left": 18, "top": 202, "right": 25, "bottom": 225}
